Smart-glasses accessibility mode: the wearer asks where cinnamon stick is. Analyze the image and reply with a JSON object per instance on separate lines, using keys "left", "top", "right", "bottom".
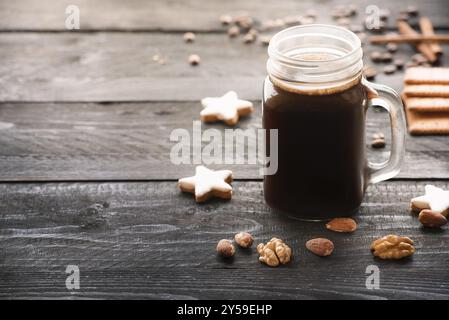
{"left": 370, "top": 34, "right": 449, "bottom": 44}
{"left": 397, "top": 20, "right": 437, "bottom": 63}
{"left": 419, "top": 16, "right": 443, "bottom": 56}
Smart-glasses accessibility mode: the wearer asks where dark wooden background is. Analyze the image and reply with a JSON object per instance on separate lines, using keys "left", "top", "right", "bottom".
{"left": 1, "top": 0, "right": 449, "bottom": 300}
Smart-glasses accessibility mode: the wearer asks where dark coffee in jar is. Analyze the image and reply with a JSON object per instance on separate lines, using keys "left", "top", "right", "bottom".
{"left": 263, "top": 25, "right": 405, "bottom": 220}
{"left": 263, "top": 76, "right": 368, "bottom": 219}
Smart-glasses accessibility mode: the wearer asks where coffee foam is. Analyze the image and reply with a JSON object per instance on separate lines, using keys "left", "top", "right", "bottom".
{"left": 269, "top": 72, "right": 363, "bottom": 96}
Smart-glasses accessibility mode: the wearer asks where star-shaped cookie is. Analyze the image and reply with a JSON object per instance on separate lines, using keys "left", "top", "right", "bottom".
{"left": 178, "top": 166, "right": 233, "bottom": 202}
{"left": 411, "top": 185, "right": 449, "bottom": 216}
{"left": 201, "top": 91, "right": 253, "bottom": 125}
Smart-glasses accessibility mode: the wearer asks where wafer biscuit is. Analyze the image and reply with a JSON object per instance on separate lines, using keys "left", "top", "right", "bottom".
{"left": 402, "top": 96, "right": 449, "bottom": 112}
{"left": 405, "top": 67, "right": 449, "bottom": 84}
{"left": 403, "top": 85, "right": 449, "bottom": 97}
{"left": 405, "top": 109, "right": 449, "bottom": 135}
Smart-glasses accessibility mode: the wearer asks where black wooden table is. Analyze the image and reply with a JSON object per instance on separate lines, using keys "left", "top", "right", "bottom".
{"left": 1, "top": 0, "right": 449, "bottom": 300}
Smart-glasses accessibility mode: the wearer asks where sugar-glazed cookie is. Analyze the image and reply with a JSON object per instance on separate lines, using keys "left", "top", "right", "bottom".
{"left": 201, "top": 91, "right": 253, "bottom": 125}
{"left": 411, "top": 185, "right": 449, "bottom": 217}
{"left": 178, "top": 166, "right": 233, "bottom": 202}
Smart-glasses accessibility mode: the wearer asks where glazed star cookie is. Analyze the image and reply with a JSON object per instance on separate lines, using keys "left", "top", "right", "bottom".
{"left": 178, "top": 166, "right": 233, "bottom": 202}
{"left": 201, "top": 91, "right": 253, "bottom": 125}
{"left": 411, "top": 185, "right": 449, "bottom": 217}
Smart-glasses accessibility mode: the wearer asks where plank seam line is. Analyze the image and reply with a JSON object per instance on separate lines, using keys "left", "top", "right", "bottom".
{"left": 1, "top": 27, "right": 449, "bottom": 34}
{"left": 0, "top": 100, "right": 262, "bottom": 104}
{"left": 0, "top": 177, "right": 448, "bottom": 184}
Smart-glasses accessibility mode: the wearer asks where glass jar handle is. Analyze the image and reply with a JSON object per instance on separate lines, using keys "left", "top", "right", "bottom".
{"left": 364, "top": 78, "right": 406, "bottom": 184}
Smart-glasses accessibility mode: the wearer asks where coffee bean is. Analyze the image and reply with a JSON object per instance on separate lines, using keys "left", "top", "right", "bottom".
{"left": 370, "top": 51, "right": 382, "bottom": 62}
{"left": 183, "top": 32, "right": 196, "bottom": 43}
{"left": 366, "top": 19, "right": 386, "bottom": 32}
{"left": 283, "top": 16, "right": 301, "bottom": 26}
{"left": 379, "top": 9, "right": 390, "bottom": 21}
{"left": 397, "top": 12, "right": 409, "bottom": 21}
{"left": 356, "top": 32, "right": 367, "bottom": 44}
{"left": 407, "top": 5, "right": 419, "bottom": 16}
{"left": 243, "top": 32, "right": 256, "bottom": 44}
{"left": 337, "top": 17, "right": 351, "bottom": 27}
{"left": 259, "top": 35, "right": 272, "bottom": 46}
{"left": 363, "top": 65, "right": 377, "bottom": 80}
{"left": 248, "top": 28, "right": 258, "bottom": 36}
{"left": 386, "top": 42, "right": 398, "bottom": 53}
{"left": 348, "top": 4, "right": 358, "bottom": 16}
{"left": 383, "top": 64, "right": 397, "bottom": 74}
{"left": 381, "top": 52, "right": 393, "bottom": 62}
{"left": 331, "top": 6, "right": 346, "bottom": 19}
{"left": 350, "top": 24, "right": 363, "bottom": 33}
{"left": 373, "top": 132, "right": 385, "bottom": 140}
{"left": 227, "top": 26, "right": 240, "bottom": 37}
{"left": 220, "top": 14, "right": 233, "bottom": 25}
{"left": 393, "top": 58, "right": 405, "bottom": 69}
{"left": 412, "top": 53, "right": 427, "bottom": 64}
{"left": 188, "top": 54, "right": 200, "bottom": 66}
{"left": 300, "top": 16, "right": 315, "bottom": 24}
{"left": 235, "top": 15, "right": 253, "bottom": 29}
{"left": 371, "top": 138, "right": 386, "bottom": 148}
{"left": 331, "top": 11, "right": 344, "bottom": 19}
{"left": 305, "top": 9, "right": 317, "bottom": 18}
{"left": 406, "top": 61, "right": 419, "bottom": 68}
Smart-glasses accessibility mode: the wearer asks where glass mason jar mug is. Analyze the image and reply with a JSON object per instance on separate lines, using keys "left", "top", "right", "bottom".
{"left": 263, "top": 25, "right": 406, "bottom": 220}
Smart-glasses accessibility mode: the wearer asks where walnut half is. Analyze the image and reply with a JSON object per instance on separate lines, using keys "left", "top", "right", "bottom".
{"left": 371, "top": 235, "right": 415, "bottom": 259}
{"left": 257, "top": 237, "right": 292, "bottom": 267}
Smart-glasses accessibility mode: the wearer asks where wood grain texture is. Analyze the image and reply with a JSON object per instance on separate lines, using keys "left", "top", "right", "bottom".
{"left": 1, "top": 181, "right": 449, "bottom": 299}
{"left": 0, "top": 32, "right": 448, "bottom": 102}
{"left": 1, "top": 0, "right": 448, "bottom": 31}
{"left": 0, "top": 102, "right": 448, "bottom": 181}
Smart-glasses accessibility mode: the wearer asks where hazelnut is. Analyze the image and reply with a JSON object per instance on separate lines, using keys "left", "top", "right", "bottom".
{"left": 234, "top": 232, "right": 253, "bottom": 248}
{"left": 216, "top": 239, "right": 235, "bottom": 258}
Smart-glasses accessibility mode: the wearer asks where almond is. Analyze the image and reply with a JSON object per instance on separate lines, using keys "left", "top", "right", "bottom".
{"left": 306, "top": 238, "right": 334, "bottom": 257}
{"left": 418, "top": 209, "right": 447, "bottom": 228}
{"left": 326, "top": 218, "right": 357, "bottom": 233}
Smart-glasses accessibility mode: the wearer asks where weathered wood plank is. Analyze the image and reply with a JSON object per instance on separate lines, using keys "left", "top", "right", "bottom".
{"left": 1, "top": 181, "right": 449, "bottom": 299}
{"left": 0, "top": 0, "right": 448, "bottom": 31}
{"left": 0, "top": 102, "right": 448, "bottom": 180}
{"left": 0, "top": 32, "right": 448, "bottom": 102}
